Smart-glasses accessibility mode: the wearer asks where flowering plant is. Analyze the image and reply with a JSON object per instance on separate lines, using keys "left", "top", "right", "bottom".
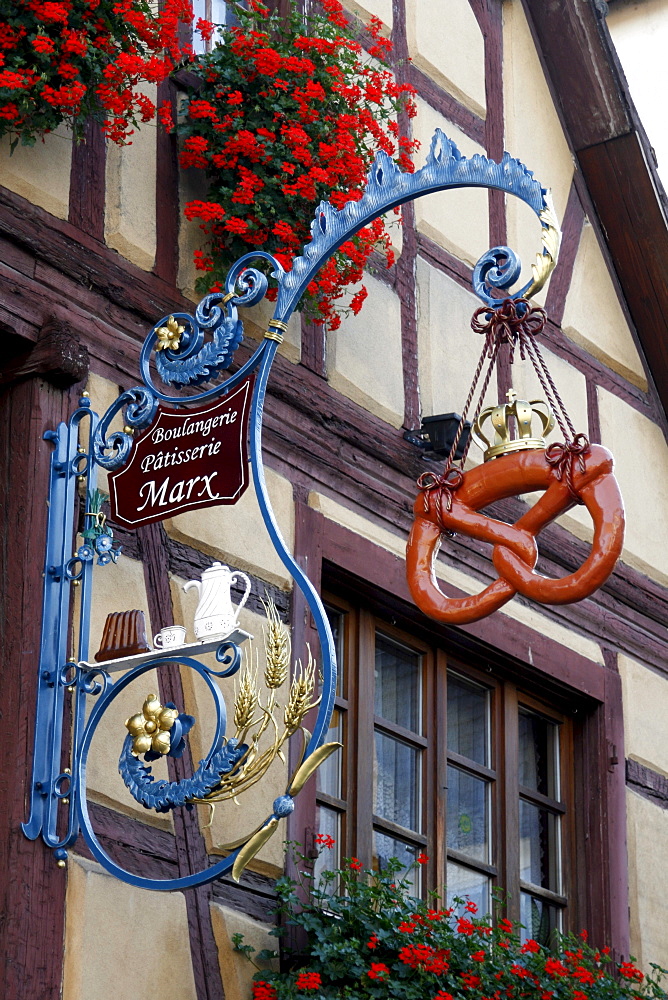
{"left": 0, "top": 0, "right": 192, "bottom": 146}
{"left": 172, "top": 0, "right": 417, "bottom": 327}
{"left": 234, "top": 842, "right": 667, "bottom": 1000}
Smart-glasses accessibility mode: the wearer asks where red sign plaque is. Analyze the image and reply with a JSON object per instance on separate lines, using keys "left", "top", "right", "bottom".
{"left": 109, "top": 376, "right": 254, "bottom": 529}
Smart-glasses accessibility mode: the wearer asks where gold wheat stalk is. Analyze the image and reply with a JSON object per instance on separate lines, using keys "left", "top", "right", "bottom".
{"left": 262, "top": 597, "right": 290, "bottom": 690}
{"left": 284, "top": 649, "right": 316, "bottom": 736}
{"left": 233, "top": 660, "right": 259, "bottom": 743}
{"left": 192, "top": 609, "right": 321, "bottom": 809}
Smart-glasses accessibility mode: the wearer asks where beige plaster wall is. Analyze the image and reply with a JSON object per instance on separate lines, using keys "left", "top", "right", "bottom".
{"left": 503, "top": 0, "right": 574, "bottom": 308}
{"left": 562, "top": 221, "right": 647, "bottom": 390}
{"left": 172, "top": 582, "right": 290, "bottom": 874}
{"left": 165, "top": 465, "right": 296, "bottom": 590}
{"left": 211, "top": 902, "right": 278, "bottom": 1000}
{"left": 412, "top": 104, "right": 489, "bottom": 267}
{"left": 328, "top": 273, "right": 404, "bottom": 427}
{"left": 619, "top": 654, "right": 668, "bottom": 779}
{"left": 0, "top": 130, "right": 71, "bottom": 219}
{"left": 626, "top": 790, "right": 668, "bottom": 972}
{"left": 343, "top": 0, "right": 393, "bottom": 29}
{"left": 406, "top": 0, "right": 486, "bottom": 118}
{"left": 105, "top": 85, "right": 157, "bottom": 271}
{"left": 63, "top": 856, "right": 197, "bottom": 1000}
{"left": 598, "top": 387, "right": 668, "bottom": 584}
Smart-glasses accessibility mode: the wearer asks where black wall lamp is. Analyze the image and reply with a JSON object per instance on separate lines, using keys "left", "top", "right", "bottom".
{"left": 405, "top": 413, "right": 471, "bottom": 460}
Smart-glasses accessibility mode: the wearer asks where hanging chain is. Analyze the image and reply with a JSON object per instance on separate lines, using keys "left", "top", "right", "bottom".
{"left": 418, "top": 298, "right": 589, "bottom": 527}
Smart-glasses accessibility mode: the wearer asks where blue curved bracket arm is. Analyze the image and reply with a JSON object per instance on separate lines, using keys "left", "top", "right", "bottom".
{"left": 249, "top": 344, "right": 337, "bottom": 756}
{"left": 129, "top": 130, "right": 558, "bottom": 412}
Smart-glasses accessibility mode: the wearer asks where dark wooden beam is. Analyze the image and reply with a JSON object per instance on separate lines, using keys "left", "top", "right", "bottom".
{"left": 522, "top": 0, "right": 631, "bottom": 150}
{"left": 69, "top": 118, "right": 106, "bottom": 241}
{"left": 0, "top": 376, "right": 74, "bottom": 999}
{"left": 626, "top": 758, "right": 668, "bottom": 809}
{"left": 0, "top": 321, "right": 88, "bottom": 388}
{"left": 578, "top": 133, "right": 668, "bottom": 417}
{"left": 523, "top": 0, "right": 668, "bottom": 421}
{"left": 154, "top": 80, "right": 179, "bottom": 285}
{"left": 0, "top": 184, "right": 194, "bottom": 328}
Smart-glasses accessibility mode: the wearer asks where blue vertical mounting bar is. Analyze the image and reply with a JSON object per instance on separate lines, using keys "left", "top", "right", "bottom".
{"left": 22, "top": 416, "right": 79, "bottom": 844}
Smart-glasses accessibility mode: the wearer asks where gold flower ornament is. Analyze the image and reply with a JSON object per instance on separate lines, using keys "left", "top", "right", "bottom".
{"left": 155, "top": 315, "right": 184, "bottom": 352}
{"left": 126, "top": 694, "right": 178, "bottom": 756}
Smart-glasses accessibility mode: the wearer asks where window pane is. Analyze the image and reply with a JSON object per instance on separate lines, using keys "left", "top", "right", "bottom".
{"left": 447, "top": 765, "right": 489, "bottom": 862}
{"left": 192, "top": 0, "right": 233, "bottom": 53}
{"left": 447, "top": 674, "right": 489, "bottom": 765}
{"left": 519, "top": 710, "right": 558, "bottom": 797}
{"left": 373, "top": 831, "right": 420, "bottom": 895}
{"left": 447, "top": 861, "right": 490, "bottom": 916}
{"left": 375, "top": 633, "right": 421, "bottom": 732}
{"left": 520, "top": 892, "right": 560, "bottom": 946}
{"left": 317, "top": 707, "right": 343, "bottom": 797}
{"left": 374, "top": 732, "right": 421, "bottom": 831}
{"left": 314, "top": 805, "right": 341, "bottom": 882}
{"left": 325, "top": 605, "right": 345, "bottom": 697}
{"left": 519, "top": 800, "right": 560, "bottom": 891}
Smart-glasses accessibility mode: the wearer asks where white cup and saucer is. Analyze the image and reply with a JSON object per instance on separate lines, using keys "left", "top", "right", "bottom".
{"left": 153, "top": 625, "right": 187, "bottom": 651}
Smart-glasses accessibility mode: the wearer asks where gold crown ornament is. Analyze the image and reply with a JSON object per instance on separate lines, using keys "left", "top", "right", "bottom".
{"left": 471, "top": 389, "right": 555, "bottom": 462}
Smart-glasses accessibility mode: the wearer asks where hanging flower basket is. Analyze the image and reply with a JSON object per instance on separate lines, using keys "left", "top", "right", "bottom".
{"left": 0, "top": 0, "right": 192, "bottom": 147}
{"left": 235, "top": 845, "right": 667, "bottom": 1000}
{"left": 171, "top": 0, "right": 418, "bottom": 328}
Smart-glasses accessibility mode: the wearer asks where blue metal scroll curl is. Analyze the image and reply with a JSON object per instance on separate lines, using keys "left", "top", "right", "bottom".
{"left": 28, "top": 130, "right": 556, "bottom": 890}
{"left": 77, "top": 652, "right": 251, "bottom": 891}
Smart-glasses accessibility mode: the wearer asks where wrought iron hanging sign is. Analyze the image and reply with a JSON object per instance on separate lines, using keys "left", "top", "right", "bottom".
{"left": 23, "top": 130, "right": 621, "bottom": 891}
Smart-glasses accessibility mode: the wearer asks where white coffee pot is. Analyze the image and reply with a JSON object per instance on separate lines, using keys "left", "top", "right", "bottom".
{"left": 183, "top": 561, "right": 251, "bottom": 641}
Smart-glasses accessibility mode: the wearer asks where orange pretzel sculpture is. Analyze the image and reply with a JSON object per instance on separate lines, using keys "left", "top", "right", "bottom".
{"left": 406, "top": 445, "right": 625, "bottom": 626}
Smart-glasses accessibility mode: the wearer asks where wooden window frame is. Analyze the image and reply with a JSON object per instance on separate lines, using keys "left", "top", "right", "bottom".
{"left": 289, "top": 501, "right": 629, "bottom": 955}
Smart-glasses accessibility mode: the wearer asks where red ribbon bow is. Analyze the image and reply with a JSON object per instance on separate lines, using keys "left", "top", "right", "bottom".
{"left": 544, "top": 434, "right": 590, "bottom": 501}
{"left": 471, "top": 298, "right": 547, "bottom": 356}
{"left": 417, "top": 468, "right": 464, "bottom": 533}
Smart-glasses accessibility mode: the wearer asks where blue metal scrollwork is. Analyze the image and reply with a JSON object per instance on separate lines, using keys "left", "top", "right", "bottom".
{"left": 24, "top": 130, "right": 559, "bottom": 891}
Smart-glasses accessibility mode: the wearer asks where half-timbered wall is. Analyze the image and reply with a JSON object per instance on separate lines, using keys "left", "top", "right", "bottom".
{"left": 1, "top": 1, "right": 667, "bottom": 997}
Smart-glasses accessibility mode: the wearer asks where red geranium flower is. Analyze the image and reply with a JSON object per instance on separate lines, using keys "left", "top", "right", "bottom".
{"left": 295, "top": 972, "right": 321, "bottom": 990}
{"left": 173, "top": 0, "right": 417, "bottom": 326}
{"left": 252, "top": 983, "right": 277, "bottom": 1000}
{"left": 0, "top": 0, "right": 192, "bottom": 144}
{"left": 367, "top": 963, "right": 390, "bottom": 980}
{"left": 619, "top": 963, "right": 644, "bottom": 983}
{"left": 31, "top": 35, "right": 55, "bottom": 54}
